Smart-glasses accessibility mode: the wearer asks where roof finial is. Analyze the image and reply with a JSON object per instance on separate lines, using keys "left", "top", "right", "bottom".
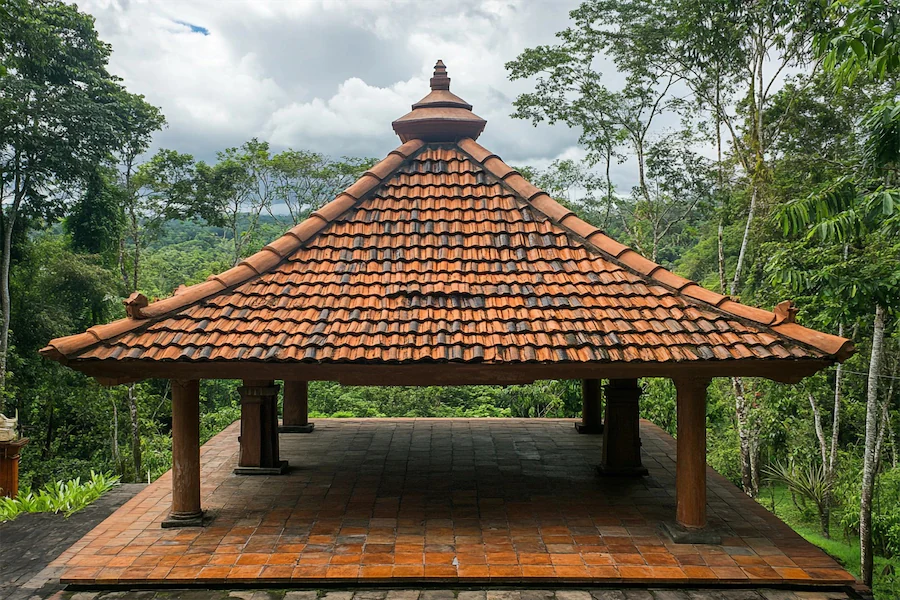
{"left": 430, "top": 60, "right": 450, "bottom": 91}
{"left": 392, "top": 59, "right": 486, "bottom": 142}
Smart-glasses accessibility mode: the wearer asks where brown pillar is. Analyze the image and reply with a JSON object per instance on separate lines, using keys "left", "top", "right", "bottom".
{"left": 280, "top": 380, "right": 314, "bottom": 433}
{"left": 575, "top": 378, "right": 603, "bottom": 434}
{"left": 663, "top": 377, "right": 720, "bottom": 543}
{"left": 0, "top": 439, "right": 28, "bottom": 498}
{"left": 598, "top": 378, "right": 647, "bottom": 476}
{"left": 163, "top": 379, "right": 203, "bottom": 527}
{"left": 235, "top": 379, "right": 288, "bottom": 475}
{"left": 675, "top": 377, "right": 709, "bottom": 528}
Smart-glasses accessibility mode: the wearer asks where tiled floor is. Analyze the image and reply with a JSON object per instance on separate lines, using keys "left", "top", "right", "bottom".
{"left": 53, "top": 419, "right": 856, "bottom": 589}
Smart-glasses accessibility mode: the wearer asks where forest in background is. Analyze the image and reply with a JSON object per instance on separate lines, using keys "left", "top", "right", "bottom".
{"left": 1, "top": 0, "right": 899, "bottom": 596}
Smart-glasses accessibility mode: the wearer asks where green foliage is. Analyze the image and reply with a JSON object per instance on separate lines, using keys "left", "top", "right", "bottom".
{"left": 0, "top": 470, "right": 119, "bottom": 522}
{"left": 837, "top": 467, "right": 900, "bottom": 559}
{"left": 306, "top": 381, "right": 577, "bottom": 419}
{"left": 65, "top": 167, "right": 125, "bottom": 261}
{"left": 812, "top": 0, "right": 900, "bottom": 87}
{"left": 764, "top": 482, "right": 900, "bottom": 599}
{"left": 765, "top": 459, "right": 833, "bottom": 535}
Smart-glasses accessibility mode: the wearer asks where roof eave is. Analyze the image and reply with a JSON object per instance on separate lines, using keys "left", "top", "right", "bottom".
{"left": 61, "top": 356, "right": 839, "bottom": 387}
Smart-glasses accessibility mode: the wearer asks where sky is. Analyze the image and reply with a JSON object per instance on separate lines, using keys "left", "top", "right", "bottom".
{"left": 81, "top": 0, "right": 617, "bottom": 177}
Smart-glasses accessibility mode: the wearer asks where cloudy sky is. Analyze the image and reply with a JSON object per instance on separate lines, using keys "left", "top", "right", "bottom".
{"left": 82, "top": 0, "right": 610, "bottom": 175}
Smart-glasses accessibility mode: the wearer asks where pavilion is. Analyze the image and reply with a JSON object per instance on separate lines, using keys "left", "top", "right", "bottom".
{"left": 42, "top": 61, "right": 853, "bottom": 548}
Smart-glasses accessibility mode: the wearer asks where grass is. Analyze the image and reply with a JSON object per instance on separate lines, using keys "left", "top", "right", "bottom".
{"left": 759, "top": 483, "right": 900, "bottom": 599}
{"left": 0, "top": 470, "right": 119, "bottom": 522}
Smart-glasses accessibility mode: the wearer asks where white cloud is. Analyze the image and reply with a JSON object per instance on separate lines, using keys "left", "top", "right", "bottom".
{"left": 80, "top": 0, "right": 642, "bottom": 189}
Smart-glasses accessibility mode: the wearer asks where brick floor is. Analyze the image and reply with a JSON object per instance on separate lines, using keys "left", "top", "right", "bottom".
{"left": 51, "top": 419, "right": 856, "bottom": 589}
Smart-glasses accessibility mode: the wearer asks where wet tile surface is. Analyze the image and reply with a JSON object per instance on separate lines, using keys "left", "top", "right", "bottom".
{"left": 53, "top": 419, "right": 855, "bottom": 588}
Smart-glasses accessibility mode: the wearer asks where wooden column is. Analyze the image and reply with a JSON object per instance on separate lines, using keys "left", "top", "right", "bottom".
{"left": 575, "top": 378, "right": 603, "bottom": 434}
{"left": 235, "top": 379, "right": 288, "bottom": 475}
{"left": 162, "top": 379, "right": 203, "bottom": 527}
{"left": 0, "top": 439, "right": 28, "bottom": 498}
{"left": 598, "top": 378, "right": 647, "bottom": 476}
{"left": 280, "top": 380, "right": 314, "bottom": 433}
{"left": 663, "top": 377, "right": 721, "bottom": 543}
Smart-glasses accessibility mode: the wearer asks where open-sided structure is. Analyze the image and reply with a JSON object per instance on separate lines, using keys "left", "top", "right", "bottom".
{"left": 42, "top": 62, "right": 853, "bottom": 541}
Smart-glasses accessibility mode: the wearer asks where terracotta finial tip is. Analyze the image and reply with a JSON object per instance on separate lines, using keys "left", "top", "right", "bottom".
{"left": 124, "top": 292, "right": 149, "bottom": 319}
{"left": 431, "top": 60, "right": 450, "bottom": 90}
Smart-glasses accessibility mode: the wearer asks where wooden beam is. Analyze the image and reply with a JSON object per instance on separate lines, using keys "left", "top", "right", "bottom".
{"left": 575, "top": 378, "right": 603, "bottom": 434}
{"left": 674, "top": 377, "right": 711, "bottom": 529}
{"left": 73, "top": 358, "right": 832, "bottom": 386}
{"left": 162, "top": 379, "right": 203, "bottom": 528}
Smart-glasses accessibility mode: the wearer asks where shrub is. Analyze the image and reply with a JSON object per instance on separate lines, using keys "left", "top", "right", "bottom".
{"left": 0, "top": 471, "right": 119, "bottom": 522}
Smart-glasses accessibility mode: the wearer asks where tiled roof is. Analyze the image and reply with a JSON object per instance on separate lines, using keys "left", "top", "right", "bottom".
{"left": 41, "top": 62, "right": 853, "bottom": 377}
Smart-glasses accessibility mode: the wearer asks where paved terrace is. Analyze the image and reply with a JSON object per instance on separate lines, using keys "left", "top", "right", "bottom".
{"left": 52, "top": 419, "right": 855, "bottom": 590}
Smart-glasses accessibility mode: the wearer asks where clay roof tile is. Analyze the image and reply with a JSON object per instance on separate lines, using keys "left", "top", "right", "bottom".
{"left": 41, "top": 64, "right": 854, "bottom": 380}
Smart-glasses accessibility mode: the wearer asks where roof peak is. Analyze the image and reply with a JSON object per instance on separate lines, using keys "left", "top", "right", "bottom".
{"left": 392, "top": 60, "right": 486, "bottom": 143}
{"left": 430, "top": 60, "right": 450, "bottom": 90}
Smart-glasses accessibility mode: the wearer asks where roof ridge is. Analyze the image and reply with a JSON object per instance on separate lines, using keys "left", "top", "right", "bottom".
{"left": 40, "top": 139, "right": 426, "bottom": 362}
{"left": 456, "top": 137, "right": 855, "bottom": 362}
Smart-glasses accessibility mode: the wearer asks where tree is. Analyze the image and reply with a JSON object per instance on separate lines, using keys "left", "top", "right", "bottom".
{"left": 517, "top": 159, "right": 612, "bottom": 228}
{"left": 125, "top": 149, "right": 203, "bottom": 292}
{"left": 779, "top": 103, "right": 900, "bottom": 586}
{"left": 196, "top": 139, "right": 276, "bottom": 267}
{"left": 269, "top": 150, "right": 375, "bottom": 226}
{"left": 118, "top": 148, "right": 211, "bottom": 479}
{"left": 506, "top": 54, "right": 679, "bottom": 260}
{"left": 0, "top": 0, "right": 133, "bottom": 405}
{"left": 65, "top": 167, "right": 124, "bottom": 263}
{"left": 108, "top": 90, "right": 166, "bottom": 290}
{"left": 805, "top": 0, "right": 900, "bottom": 584}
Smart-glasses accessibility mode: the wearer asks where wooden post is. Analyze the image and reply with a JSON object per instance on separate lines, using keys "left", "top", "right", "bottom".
{"left": 663, "top": 377, "right": 721, "bottom": 543}
{"left": 0, "top": 439, "right": 28, "bottom": 498}
{"left": 675, "top": 377, "right": 709, "bottom": 528}
{"left": 280, "top": 380, "right": 314, "bottom": 433}
{"left": 598, "top": 378, "right": 647, "bottom": 476}
{"left": 162, "top": 379, "right": 203, "bottom": 527}
{"left": 235, "top": 379, "right": 288, "bottom": 475}
{"left": 575, "top": 378, "right": 603, "bottom": 434}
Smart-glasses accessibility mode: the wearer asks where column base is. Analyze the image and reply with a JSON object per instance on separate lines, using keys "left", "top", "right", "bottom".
{"left": 661, "top": 520, "right": 722, "bottom": 544}
{"left": 596, "top": 463, "right": 648, "bottom": 477}
{"left": 575, "top": 422, "right": 603, "bottom": 434}
{"left": 161, "top": 510, "right": 206, "bottom": 528}
{"left": 279, "top": 422, "right": 315, "bottom": 433}
{"left": 233, "top": 459, "right": 289, "bottom": 476}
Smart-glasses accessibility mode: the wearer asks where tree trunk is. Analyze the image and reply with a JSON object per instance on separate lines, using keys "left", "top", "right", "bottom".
{"left": 118, "top": 236, "right": 130, "bottom": 291}
{"left": 129, "top": 383, "right": 141, "bottom": 481}
{"left": 860, "top": 302, "right": 885, "bottom": 587}
{"left": 809, "top": 391, "right": 831, "bottom": 538}
{"left": 42, "top": 394, "right": 55, "bottom": 460}
{"left": 750, "top": 430, "right": 761, "bottom": 496}
{"left": 730, "top": 185, "right": 757, "bottom": 297}
{"left": 717, "top": 219, "right": 727, "bottom": 294}
{"left": 0, "top": 181, "right": 24, "bottom": 407}
{"left": 110, "top": 392, "right": 120, "bottom": 471}
{"left": 830, "top": 322, "right": 844, "bottom": 474}
{"left": 733, "top": 376, "right": 756, "bottom": 496}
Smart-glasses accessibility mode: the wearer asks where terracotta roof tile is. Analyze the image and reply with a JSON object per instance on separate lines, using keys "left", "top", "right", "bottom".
{"left": 41, "top": 64, "right": 854, "bottom": 376}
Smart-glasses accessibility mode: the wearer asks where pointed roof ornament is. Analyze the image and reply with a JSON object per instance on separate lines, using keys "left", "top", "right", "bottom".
{"left": 392, "top": 60, "right": 486, "bottom": 142}
{"left": 429, "top": 59, "right": 451, "bottom": 90}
